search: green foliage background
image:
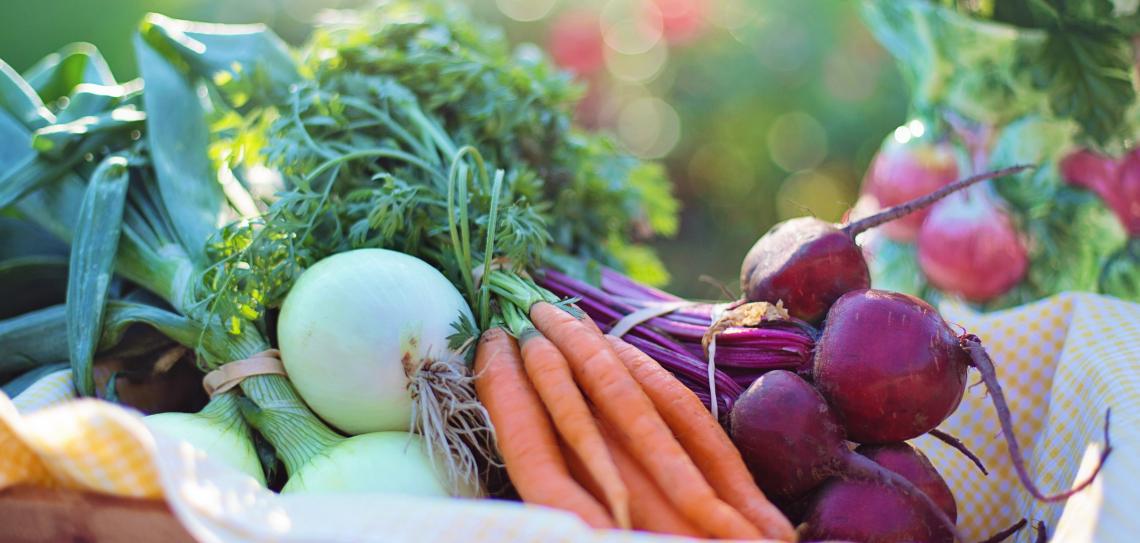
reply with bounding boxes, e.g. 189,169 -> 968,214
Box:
0,0 -> 909,297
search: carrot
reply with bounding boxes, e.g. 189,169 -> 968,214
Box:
607,335 -> 796,542
564,425 -> 706,538
519,329 -> 631,529
528,302 -> 761,540
474,327 -> 615,529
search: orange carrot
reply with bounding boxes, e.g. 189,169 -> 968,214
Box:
520,329 -> 631,529
474,328 -> 615,529
564,428 -> 706,538
607,335 -> 796,542
528,302 -> 761,540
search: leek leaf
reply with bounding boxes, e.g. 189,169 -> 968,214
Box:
134,32 -> 224,266
0,300 -> 209,379
0,59 -> 52,130
32,106 -> 145,160
139,14 -> 299,109
0,305 -> 67,377
67,155 -> 130,396
22,43 -> 116,104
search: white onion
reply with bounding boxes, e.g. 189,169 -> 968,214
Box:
277,248 -> 473,435
282,432 -> 472,496
144,395 -> 265,485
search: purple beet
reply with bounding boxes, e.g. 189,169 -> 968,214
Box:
799,477 -> 955,543
813,288 -> 1113,502
729,370 -> 964,541
740,165 -> 1031,323
856,442 -> 957,522
814,290 -> 968,444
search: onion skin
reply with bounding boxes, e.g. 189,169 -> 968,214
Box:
916,189 -> 1028,302
864,141 -> 960,241
282,432 -> 467,496
277,249 -> 473,435
145,409 -> 266,486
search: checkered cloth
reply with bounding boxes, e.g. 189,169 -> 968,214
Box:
0,292 -> 1135,543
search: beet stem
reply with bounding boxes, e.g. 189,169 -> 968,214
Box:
930,428 -> 989,475
1035,520 -> 1047,543
843,452 -> 967,543
975,518 -> 1027,543
841,164 -> 1034,237
961,335 -> 1113,502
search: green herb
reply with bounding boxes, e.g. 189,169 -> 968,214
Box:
195,1 -> 676,336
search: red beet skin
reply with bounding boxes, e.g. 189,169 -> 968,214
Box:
864,141 -> 960,241
813,289 -> 968,443
740,217 -> 870,324
916,187 -> 1028,302
729,369 -> 848,499
856,443 -> 958,522
800,477 -> 954,543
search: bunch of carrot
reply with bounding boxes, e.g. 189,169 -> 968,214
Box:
474,272 -> 795,541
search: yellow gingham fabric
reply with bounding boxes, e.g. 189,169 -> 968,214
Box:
0,292 -> 1135,543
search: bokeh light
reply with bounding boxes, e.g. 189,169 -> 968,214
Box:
496,0 -> 557,22
601,0 -> 663,55
776,169 -> 855,222
767,112 -> 829,172
618,96 -> 682,159
604,39 -> 668,82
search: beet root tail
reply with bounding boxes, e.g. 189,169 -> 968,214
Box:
842,164 -> 1035,237
975,518 -> 1027,543
960,334 -> 1113,502
929,428 -> 989,476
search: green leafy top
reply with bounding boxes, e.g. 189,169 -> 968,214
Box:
196,1 -> 677,338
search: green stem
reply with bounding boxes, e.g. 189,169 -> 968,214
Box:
337,96 -> 436,163
198,391 -> 245,425
239,374 -> 343,476
208,328 -> 343,477
487,270 -> 543,309
408,107 -> 458,160
301,148 -> 444,191
499,302 -> 534,338
477,170 -> 504,330
446,162 -> 476,305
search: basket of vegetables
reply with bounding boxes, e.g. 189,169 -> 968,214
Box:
0,2 -> 1133,543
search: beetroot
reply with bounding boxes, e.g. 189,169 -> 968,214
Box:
814,290 -> 968,443
729,370 -> 963,541
799,478 -> 954,543
814,288 -> 1113,501
916,187 -> 1028,302
863,139 -> 960,241
741,165 -> 1030,323
856,442 -> 957,522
